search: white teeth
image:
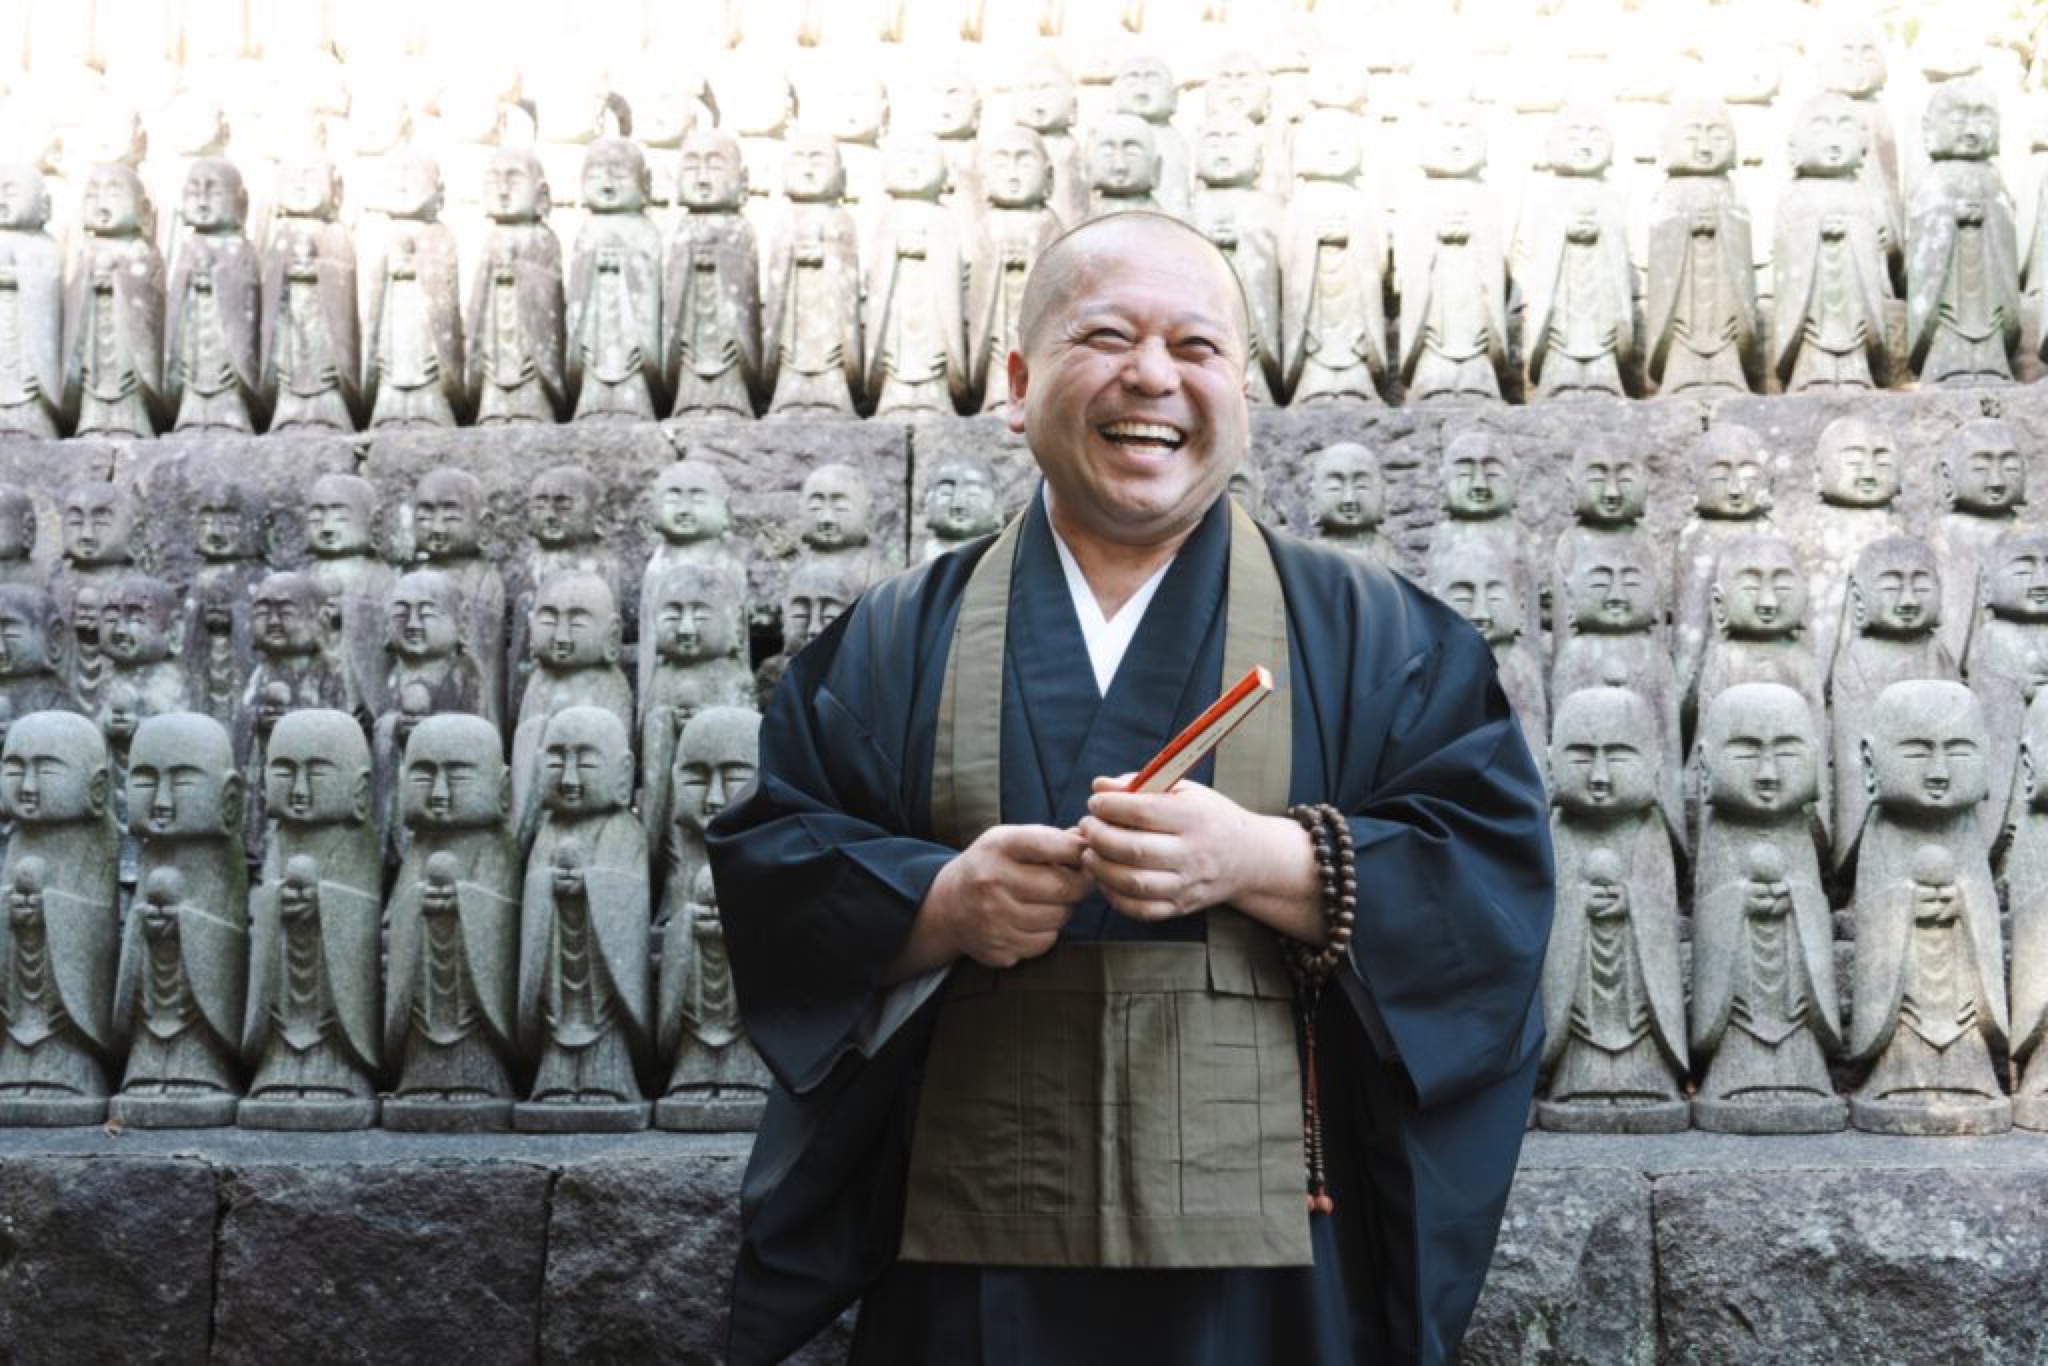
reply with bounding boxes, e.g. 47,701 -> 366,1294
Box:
1100,420 -> 1185,446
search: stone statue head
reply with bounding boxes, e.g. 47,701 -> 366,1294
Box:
1546,105 -> 1614,177
101,575 -> 180,665
1441,432 -> 1514,517
1088,114 -> 1162,196
882,136 -> 948,202
1821,21 -> 1888,99
1015,61 -> 1078,135
1293,109 -> 1363,184
982,127 -> 1053,210
924,456 -> 1000,542
1700,683 -> 1820,816
264,709 -> 372,828
484,148 -> 550,223
1312,442 -> 1385,533
801,464 -> 872,551
1571,434 -> 1647,527
1789,94 -> 1867,178
1420,107 -> 1487,179
0,711 -> 108,825
1984,529 -> 2048,624
1205,52 -> 1271,124
539,705 -> 634,817
386,570 -> 463,662
924,75 -> 980,140
305,474 -> 379,558
1816,417 -> 1899,508
529,571 -> 621,669
1196,118 -> 1262,190
81,163 -> 152,238
1925,79 -> 2000,162
194,474 -> 264,562
413,468 -> 487,561
1113,56 -> 1178,122
0,586 -> 65,679
581,137 -> 650,215
128,713 -> 241,838
651,563 -> 742,664
1863,680 -> 1988,813
379,152 -> 446,221
1691,425 -> 1772,518
102,681 -> 140,749
677,129 -> 747,211
61,481 -> 138,568
1660,97 -> 1737,176
528,466 -> 602,549
1942,419 -> 2026,515
0,485 -> 35,561
1566,539 -> 1658,634
1849,536 -> 1941,639
0,164 -> 52,232
401,713 -> 509,831
782,132 -> 847,203
1712,534 -> 1806,640
672,705 -> 762,832
783,560 -> 858,652
1549,686 -> 1659,815
651,463 -> 731,544
275,153 -> 342,221
814,74 -> 885,146
69,586 -> 103,656
179,157 -> 247,233
249,572 -> 334,658
1227,460 -> 1267,520
1433,542 -> 1521,645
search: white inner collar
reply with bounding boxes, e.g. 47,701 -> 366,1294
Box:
1043,488 -> 1176,697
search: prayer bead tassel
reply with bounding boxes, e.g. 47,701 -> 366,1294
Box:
1283,802 -> 1356,1217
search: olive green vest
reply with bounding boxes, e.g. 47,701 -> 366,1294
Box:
899,501 -> 1312,1270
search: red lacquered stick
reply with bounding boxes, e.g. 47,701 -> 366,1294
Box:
1125,666 -> 1275,795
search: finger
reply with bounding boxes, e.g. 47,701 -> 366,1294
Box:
1099,887 -> 1183,922
991,823 -> 1089,867
1006,863 -> 1092,906
1008,929 -> 1062,962
1077,816 -> 1180,872
1090,772 -> 1139,794
1081,850 -> 1180,904
999,899 -> 1073,934
1083,789 -> 1188,834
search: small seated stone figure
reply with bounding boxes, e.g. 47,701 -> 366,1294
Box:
1646,97 -> 1762,397
798,462 -> 887,591
261,153 -> 361,432
240,710 -> 382,1130
1012,59 -> 1089,227
0,585 -> 80,717
664,130 -> 761,421
1551,539 -> 1683,829
1396,105 -> 1509,403
1538,686 -> 1689,1133
1847,682 -> 2009,1134
757,559 -> 860,708
1907,80 -> 2019,387
920,73 -> 983,209
0,485 -> 36,589
382,569 -> 486,723
763,133 -> 862,419
568,137 -> 664,423
919,455 -> 1001,563
382,715 -> 521,1131
1309,442 -> 1396,569
1830,538 -> 1959,868
512,466 -> 623,715
1960,529 -> 2048,842
1191,118 -> 1281,403
1691,685 -> 1845,1133
1935,418 -> 2026,662
968,128 -> 1064,413
639,564 -> 754,856
640,462 -> 746,680
1280,109 -> 1386,406
1516,105 -> 1637,399
515,706 -> 652,1131
2003,689 -> 2048,1129
1674,426 -> 1776,685
0,163 -> 63,438
53,481 -> 141,712
1085,114 -> 1166,221
1431,539 -> 1547,774
1110,56 -> 1189,216
1551,433 -> 1653,645
1695,534 -> 1827,763
165,158 -> 262,432
465,149 -> 568,425
304,473 -> 398,722
1425,432 -> 1544,659
363,152 -> 466,429
1773,94 -> 1896,393
240,572 -> 357,853
1807,416 -> 1906,670
64,163 -> 167,438
410,468 -> 507,730
109,715 -> 247,1127
656,706 -> 768,1130
864,137 -> 967,419
183,474 -> 267,736
512,572 -> 633,840
100,575 -> 191,736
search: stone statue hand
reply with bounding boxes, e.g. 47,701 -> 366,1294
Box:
551,858 -> 586,900
1742,879 -> 1791,921
7,890 -> 41,929
1586,881 -> 1629,921
1318,221 -> 1349,246
1566,217 -> 1599,245
1821,214 -> 1848,241
279,880 -> 319,925
492,259 -> 517,285
1437,214 -> 1469,244
597,245 -> 624,273
421,877 -> 459,919
795,244 -> 826,267
1957,200 -> 1986,226
1913,881 -> 1961,927
141,899 -> 178,939
1210,226 -> 1239,249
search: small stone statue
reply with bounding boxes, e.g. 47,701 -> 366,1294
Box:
1847,682 -> 2009,1134
1646,97 -> 1762,397
0,485 -> 36,588
1084,114 -> 1166,220
1935,418 -> 2027,663
1807,416 -> 1906,670
919,74 -> 983,210
304,473 -> 398,722
183,473 -> 266,738
1396,106 -> 1510,403
100,575 -> 191,735
240,710 -> 382,1130
1817,19 -> 1903,282
240,572 -> 357,854
1111,56 -> 1189,216
1773,94 -> 1896,393
165,158 -> 262,432
1425,432 -> 1544,661
968,128 -> 1064,414
1280,109 -> 1386,406
381,569 -> 487,723
640,462 -> 746,678
656,706 -> 768,1130
568,137 -> 664,423
1516,106 -> 1638,399
53,481 -> 141,712
864,137 -> 967,419
919,455 -> 1002,563
0,714 -> 119,1124
798,462 -> 886,591
1551,434 -> 1653,645
1907,80 -> 2019,386
363,152 -> 467,429
639,564 -> 754,854
1694,534 -> 1828,773
465,149 -> 568,425
110,715 -> 247,1127
410,468 -> 507,730
511,466 -> 623,715
1691,684 -> 1845,1133
64,163 -> 167,438
1960,529 -> 2048,844
1431,539 -> 1548,772
1190,118 -> 1281,403
1538,686 -> 1689,1132
511,572 -> 633,840
1309,442 -> 1397,569
382,715 -> 521,1131
757,559 -> 861,708
763,133 -> 862,419
0,163 -> 62,438
515,706 -> 652,1131
2003,689 -> 2048,1128
261,153 -> 361,432
1012,59 -> 1090,227
0,586 -> 78,718
664,130 -> 761,421
1674,425 -> 1775,686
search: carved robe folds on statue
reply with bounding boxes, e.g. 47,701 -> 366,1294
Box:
364,220 -> 466,429
0,165 -> 63,438
1647,178 -> 1761,397
1519,182 -> 1638,399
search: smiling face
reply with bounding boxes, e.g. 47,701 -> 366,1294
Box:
386,571 -> 461,661
652,565 -> 740,663
1113,58 -> 1177,121
484,149 -> 547,222
1695,428 -> 1771,517
1,713 -> 106,825
580,138 -> 648,214
1818,418 -> 1899,508
1442,435 -> 1514,517
1987,532 -> 2048,622
1088,115 -> 1161,196
1867,682 -> 1987,813
249,574 -> 326,656
1006,216 -> 1250,553
1196,119 -> 1261,189
528,468 -> 599,548
264,710 -> 369,827
402,714 -> 505,831
305,476 -> 375,557
676,130 -> 745,211
924,458 -> 999,540
1852,538 -> 1941,638
1946,420 -> 2026,514
62,483 -> 136,567
1567,544 -> 1657,633
982,128 -> 1052,210
82,165 -> 147,237
672,705 -> 761,831
179,158 -> 246,232
414,469 -> 484,560
539,706 -> 631,816
801,465 -> 872,550
1550,689 -> 1659,814
1715,537 -> 1806,639
1572,443 -> 1646,525
1791,94 -> 1867,177
1925,80 -> 1999,161
1312,443 -> 1384,532
100,577 -> 176,664
1702,684 -> 1819,815
652,463 -> 730,542
127,714 -> 235,838
529,573 -> 619,670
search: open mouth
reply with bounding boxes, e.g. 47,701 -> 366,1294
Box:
1098,420 -> 1186,453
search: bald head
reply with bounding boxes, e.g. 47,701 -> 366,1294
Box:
1017,212 -> 1250,364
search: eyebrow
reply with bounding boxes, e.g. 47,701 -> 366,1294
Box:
1068,305 -> 1234,335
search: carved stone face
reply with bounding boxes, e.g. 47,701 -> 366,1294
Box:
925,459 -> 998,540
305,476 -> 376,557
1196,119 -> 1261,189
1988,533 -> 2048,622
1716,538 -> 1806,638
1113,58 -> 1177,121
0,589 -> 59,678
1443,438 -> 1513,516
1435,550 -> 1520,644
1925,80 -> 1999,161
1818,419 -> 1899,508
539,706 -> 631,815
381,154 -> 444,221
128,714 -> 235,838
70,587 -> 101,653
581,138 -> 648,214
801,466 -> 871,550
529,573 -> 619,668
1696,430 -> 1771,517
1304,55 -> 1365,116
62,483 -> 136,567
1421,109 -> 1486,179
782,134 -> 846,203
1089,115 -> 1160,195
1312,443 -> 1384,532
653,464 -> 730,542
179,158 -> 246,232
100,577 -> 176,665
1702,684 -> 1819,815
0,489 -> 34,560
1867,682 -> 1988,812
652,567 -> 740,663
402,715 -> 506,830
1572,445 -> 1646,525
265,711 -> 369,827
1294,110 -> 1361,183
816,76 -> 884,145
195,483 -> 258,561
82,165 -> 147,237
1206,53 -> 1270,123
387,572 -> 461,661
676,131 -> 745,211
249,574 -> 327,656
1823,23 -> 1888,99
1947,421 -> 2026,513
783,565 -> 855,651
1016,65 -> 1077,134
926,76 -> 980,138
1550,690 -> 1658,814
672,705 -> 761,830
1,713 -> 106,824
0,164 -> 51,232
882,137 -> 947,201
484,150 -> 548,223
529,469 -> 599,548
414,470 -> 485,559
1568,545 -> 1656,633
275,155 -> 339,220
1790,94 -> 1866,177
1547,107 -> 1614,177
982,129 -> 1052,209
1661,99 -> 1737,176
1853,539 -> 1940,637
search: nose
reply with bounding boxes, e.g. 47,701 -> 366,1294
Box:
1756,583 -> 1779,612
291,768 -> 311,804
1589,752 -> 1610,787
431,770 -> 451,806
1755,751 -> 1780,785
152,783 -> 175,818
705,770 -> 728,815
1121,336 -> 1178,396
1927,749 -> 1951,781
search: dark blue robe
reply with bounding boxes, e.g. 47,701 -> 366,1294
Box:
709,493 -> 1553,1364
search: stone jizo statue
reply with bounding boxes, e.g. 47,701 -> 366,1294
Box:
968,128 -> 1064,413
165,158 -> 262,432
665,130 -> 761,421
1309,442 -> 1396,569
2002,689 -> 2048,1129
568,137 -> 664,423
919,454 -> 1001,564
1281,109 -> 1386,406
512,465 -> 623,714
1808,416 -> 1905,670
1934,418 -> 2026,663
1645,97 -> 1761,397
466,149 -> 568,425
1432,539 -> 1547,774
1085,114 -> 1165,221
1960,528 -> 2048,842
0,585 -> 81,719
512,571 -> 633,840
410,468 -> 507,730
184,474 -> 266,736
1674,426 -> 1775,685
65,163 -> 167,438
0,484 -> 36,589
1190,118 -> 1281,403
639,562 -> 754,851
763,133 -> 862,419
1426,432 -> 1543,663
1551,433 -> 1653,644
863,136 -> 967,418
261,153 -> 360,432
1110,56 -> 1188,216
1516,106 -> 1637,399
0,163 -> 63,438
1907,80 -> 2019,386
1773,94 -> 1896,393
1396,106 -> 1509,403
304,473 -> 397,722
363,152 -> 467,429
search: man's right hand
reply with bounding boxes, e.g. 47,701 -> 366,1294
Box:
890,825 -> 1089,979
